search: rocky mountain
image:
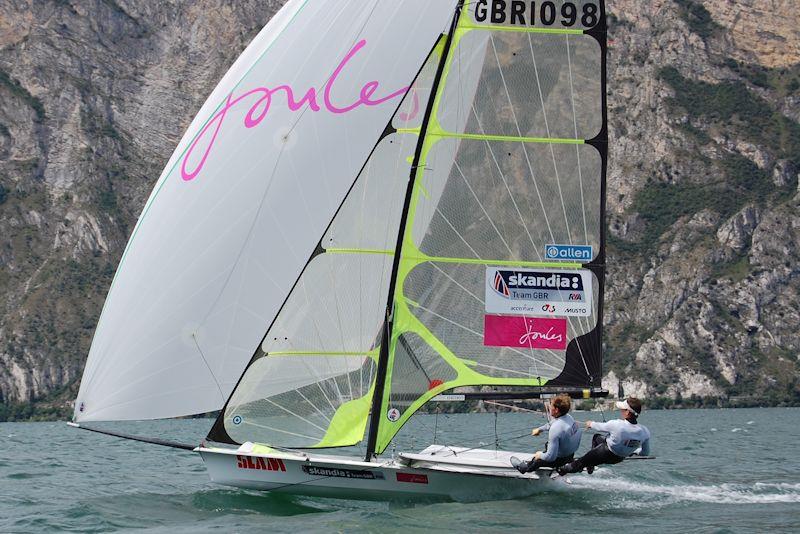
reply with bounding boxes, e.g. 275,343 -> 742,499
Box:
0,0 -> 798,420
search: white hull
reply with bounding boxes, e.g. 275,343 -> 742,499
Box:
198,445 -> 567,502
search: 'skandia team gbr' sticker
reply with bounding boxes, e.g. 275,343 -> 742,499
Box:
485,267 -> 593,317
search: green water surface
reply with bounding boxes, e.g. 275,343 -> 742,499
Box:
2,407 -> 799,533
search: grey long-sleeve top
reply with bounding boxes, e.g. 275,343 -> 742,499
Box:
589,419 -> 651,457
535,414 -> 582,462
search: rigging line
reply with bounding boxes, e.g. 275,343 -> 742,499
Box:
409,301 -> 563,372
485,39 -> 553,254
527,33 -> 573,245
430,431 -> 534,458
67,423 -> 195,451
483,400 -> 547,417
452,159 -> 514,257
471,108 -> 541,258
474,361 -> 558,376
565,34 -> 589,244
193,334 -> 227,405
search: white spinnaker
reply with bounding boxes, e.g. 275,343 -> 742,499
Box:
75,0 -> 458,422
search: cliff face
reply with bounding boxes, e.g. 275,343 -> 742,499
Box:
603,0 -> 800,402
0,0 -> 798,417
0,0 -> 281,414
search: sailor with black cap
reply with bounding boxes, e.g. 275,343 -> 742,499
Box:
558,397 -> 651,476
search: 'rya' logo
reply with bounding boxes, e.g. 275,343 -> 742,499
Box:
236,455 -> 287,472
491,270 -> 583,297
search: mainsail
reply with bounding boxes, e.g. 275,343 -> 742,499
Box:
208,0 -> 607,457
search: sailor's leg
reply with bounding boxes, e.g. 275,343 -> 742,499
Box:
559,444 -> 608,475
591,433 -> 605,448
552,454 -> 574,469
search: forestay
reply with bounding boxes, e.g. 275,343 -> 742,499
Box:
74,0 -> 459,422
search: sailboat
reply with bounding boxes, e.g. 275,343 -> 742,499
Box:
71,0 -> 613,501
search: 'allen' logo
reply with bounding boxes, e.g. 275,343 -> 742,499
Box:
236,455 -> 287,472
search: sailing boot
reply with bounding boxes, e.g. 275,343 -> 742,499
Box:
558,461 -> 578,476
510,456 -> 529,474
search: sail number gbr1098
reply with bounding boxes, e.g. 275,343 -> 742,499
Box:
473,0 -> 600,28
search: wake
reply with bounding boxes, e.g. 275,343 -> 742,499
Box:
568,473 -> 800,506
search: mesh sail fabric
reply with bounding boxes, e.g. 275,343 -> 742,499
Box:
389,333 -> 458,418
411,138 -> 601,260
73,0 -> 458,422
438,31 -> 601,140
225,354 -> 376,448
217,39 -> 448,447
373,3 -> 606,453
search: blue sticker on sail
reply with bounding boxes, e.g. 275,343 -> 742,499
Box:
232,415 -> 243,425
545,244 -> 593,261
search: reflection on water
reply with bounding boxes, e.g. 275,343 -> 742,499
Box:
1,408 -> 799,532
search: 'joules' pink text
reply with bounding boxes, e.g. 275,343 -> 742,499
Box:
181,39 -> 408,181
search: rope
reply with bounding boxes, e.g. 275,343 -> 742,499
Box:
430,430 -> 533,458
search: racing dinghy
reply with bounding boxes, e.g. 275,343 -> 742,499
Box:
72,0 -> 611,502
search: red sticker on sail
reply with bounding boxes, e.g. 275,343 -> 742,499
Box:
483,315 -> 567,350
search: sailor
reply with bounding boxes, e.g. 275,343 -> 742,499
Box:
511,394 -> 582,473
558,397 -> 651,476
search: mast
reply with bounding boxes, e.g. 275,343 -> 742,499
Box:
365,2 -> 464,461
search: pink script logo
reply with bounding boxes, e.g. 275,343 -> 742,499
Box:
181,39 -> 409,182
483,315 -> 567,350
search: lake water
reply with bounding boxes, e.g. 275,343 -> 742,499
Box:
2,407 -> 799,532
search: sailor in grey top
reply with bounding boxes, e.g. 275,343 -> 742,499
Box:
512,395 -> 582,473
589,418 -> 651,457
559,397 -> 652,476
535,414 -> 583,462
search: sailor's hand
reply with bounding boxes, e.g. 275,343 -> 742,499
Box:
584,420 -> 593,429
533,451 -> 543,460
531,428 -> 541,436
